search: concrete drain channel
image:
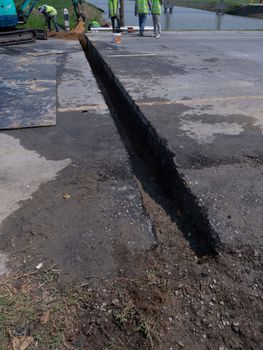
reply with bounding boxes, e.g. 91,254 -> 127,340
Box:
80,35 -> 218,257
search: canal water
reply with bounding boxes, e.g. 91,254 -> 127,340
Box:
86,0 -> 263,30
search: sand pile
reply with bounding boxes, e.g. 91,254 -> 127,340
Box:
71,20 -> 85,33
47,21 -> 85,40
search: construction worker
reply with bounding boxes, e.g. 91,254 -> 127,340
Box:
108,0 -> 120,33
88,19 -> 100,31
135,0 -> 152,36
72,0 -> 85,22
38,5 -> 59,32
151,0 -> 162,38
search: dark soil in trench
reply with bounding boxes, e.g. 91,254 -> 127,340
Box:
72,166 -> 263,350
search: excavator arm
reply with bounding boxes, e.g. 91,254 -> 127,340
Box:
16,0 -> 39,23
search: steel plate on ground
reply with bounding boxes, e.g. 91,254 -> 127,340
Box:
0,45 -> 56,130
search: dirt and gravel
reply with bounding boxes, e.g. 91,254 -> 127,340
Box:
47,21 -> 86,40
0,105 -> 262,349
0,174 -> 262,349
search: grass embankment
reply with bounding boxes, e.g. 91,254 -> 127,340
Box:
167,0 -> 252,14
15,0 -> 103,30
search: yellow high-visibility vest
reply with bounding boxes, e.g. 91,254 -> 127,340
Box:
45,5 -> 57,17
137,0 -> 149,14
152,0 -> 161,15
108,0 -> 118,17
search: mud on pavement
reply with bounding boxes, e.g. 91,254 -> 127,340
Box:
0,40 -> 154,283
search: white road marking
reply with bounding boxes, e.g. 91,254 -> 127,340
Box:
106,54 -> 157,57
138,95 -> 263,106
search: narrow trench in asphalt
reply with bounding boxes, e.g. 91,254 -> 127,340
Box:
80,37 -> 217,258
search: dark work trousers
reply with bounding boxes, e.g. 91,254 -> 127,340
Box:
138,13 -> 147,35
111,16 -> 120,32
46,15 -> 59,32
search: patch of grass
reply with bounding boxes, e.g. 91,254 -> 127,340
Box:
112,302 -> 136,327
137,318 -> 158,349
105,336 -> 128,350
109,270 -> 169,349
0,264 -> 169,349
14,0 -> 103,30
146,269 -> 159,284
0,265 -> 89,349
